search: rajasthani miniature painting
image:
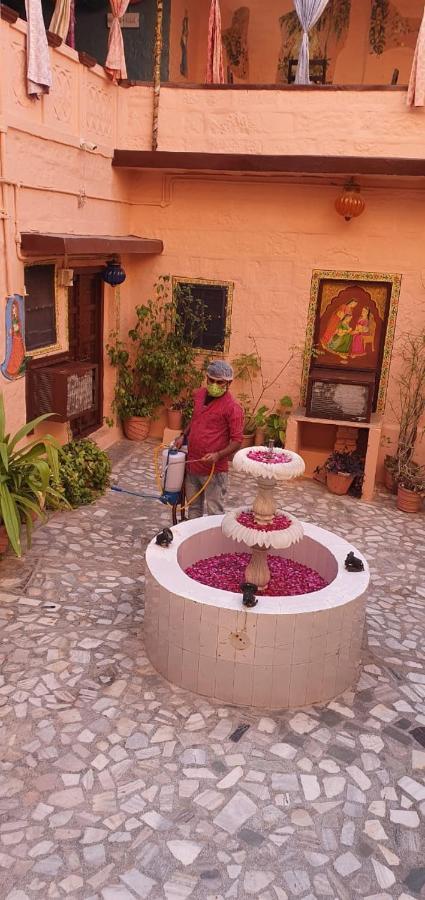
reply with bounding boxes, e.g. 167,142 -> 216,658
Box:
301,271 -> 401,414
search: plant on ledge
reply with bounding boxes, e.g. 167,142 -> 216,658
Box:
107,277 -> 208,439
0,395 -> 65,557
232,338 -> 295,446
322,450 -> 365,497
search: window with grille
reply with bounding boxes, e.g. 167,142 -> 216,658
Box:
25,264 -> 57,351
175,280 -> 231,351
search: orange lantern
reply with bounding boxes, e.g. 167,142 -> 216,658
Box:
335,179 -> 365,222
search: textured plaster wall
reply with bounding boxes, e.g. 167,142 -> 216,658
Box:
167,0 -> 422,87
125,171 -> 425,467
1,16 -> 425,469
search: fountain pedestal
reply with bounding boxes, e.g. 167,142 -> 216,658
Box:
244,545 -> 270,590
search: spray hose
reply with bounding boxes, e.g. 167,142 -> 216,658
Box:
153,443 -> 215,513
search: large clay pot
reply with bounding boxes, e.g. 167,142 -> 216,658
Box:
167,409 -> 183,430
326,472 -> 354,496
123,417 -> 151,441
397,486 -> 423,513
0,525 -> 9,554
384,465 -> 397,494
254,428 -> 266,446
241,433 -> 255,449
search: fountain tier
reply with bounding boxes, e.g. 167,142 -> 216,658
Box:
144,517 -> 369,709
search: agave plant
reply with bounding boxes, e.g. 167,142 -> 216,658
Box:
0,394 -> 66,557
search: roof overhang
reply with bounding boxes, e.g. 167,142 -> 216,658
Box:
20,232 -> 163,257
112,150 -> 425,179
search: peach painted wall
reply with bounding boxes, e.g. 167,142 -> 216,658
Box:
1,15 -> 425,471
167,0 -> 422,86
124,171 -> 425,468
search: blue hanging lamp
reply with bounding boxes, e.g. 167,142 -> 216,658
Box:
101,259 -> 126,286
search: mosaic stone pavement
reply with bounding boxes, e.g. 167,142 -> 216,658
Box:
0,439 -> 424,900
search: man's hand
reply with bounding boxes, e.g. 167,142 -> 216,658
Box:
173,435 -> 185,450
202,451 -> 220,465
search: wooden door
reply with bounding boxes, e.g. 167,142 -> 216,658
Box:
68,270 -> 103,438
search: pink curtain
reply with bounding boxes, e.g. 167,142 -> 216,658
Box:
105,0 -> 131,83
66,0 -> 75,49
206,0 -> 225,84
25,0 -> 52,98
407,7 -> 425,107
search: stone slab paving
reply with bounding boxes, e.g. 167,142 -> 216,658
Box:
0,439 -> 424,900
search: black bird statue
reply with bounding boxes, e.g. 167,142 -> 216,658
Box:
156,528 -> 173,547
240,582 -> 258,608
345,551 -> 364,572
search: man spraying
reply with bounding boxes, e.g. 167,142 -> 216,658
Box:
174,361 -> 244,519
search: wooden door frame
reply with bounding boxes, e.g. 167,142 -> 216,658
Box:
68,267 -> 105,438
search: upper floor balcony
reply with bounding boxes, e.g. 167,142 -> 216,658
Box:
1,1 -> 424,173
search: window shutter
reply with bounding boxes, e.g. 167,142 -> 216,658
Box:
25,265 -> 57,351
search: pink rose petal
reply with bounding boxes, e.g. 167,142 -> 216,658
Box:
185,552 -> 328,596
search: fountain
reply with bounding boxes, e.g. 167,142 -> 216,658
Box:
144,446 -> 369,709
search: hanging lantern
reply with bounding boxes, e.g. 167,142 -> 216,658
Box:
101,260 -> 126,286
335,179 -> 365,222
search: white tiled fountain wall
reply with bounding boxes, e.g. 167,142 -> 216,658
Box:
144,517 -> 369,710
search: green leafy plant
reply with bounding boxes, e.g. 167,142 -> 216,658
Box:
397,460 -> 425,494
232,339 -> 294,437
391,329 -> 425,477
56,439 -> 111,507
324,451 -> 365,476
0,394 -> 64,557
107,277 -> 209,424
265,396 -> 293,446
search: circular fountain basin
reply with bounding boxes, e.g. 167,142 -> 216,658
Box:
144,516 -> 369,709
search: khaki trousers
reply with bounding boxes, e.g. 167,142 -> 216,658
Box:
185,472 -> 228,519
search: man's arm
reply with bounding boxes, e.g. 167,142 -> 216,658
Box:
202,439 -> 241,465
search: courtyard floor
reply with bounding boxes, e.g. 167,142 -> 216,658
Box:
0,439 -> 424,900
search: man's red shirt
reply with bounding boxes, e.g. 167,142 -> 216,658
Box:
186,387 -> 244,474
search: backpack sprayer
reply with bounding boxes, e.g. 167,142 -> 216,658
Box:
111,442 -> 215,525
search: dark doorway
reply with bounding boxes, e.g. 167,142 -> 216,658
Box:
68,269 -> 104,438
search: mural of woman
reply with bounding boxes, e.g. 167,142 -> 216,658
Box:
351,307 -> 375,357
1,295 -> 27,381
327,312 -> 354,360
321,298 -> 357,350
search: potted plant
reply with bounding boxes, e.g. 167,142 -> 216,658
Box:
107,278 -> 207,440
388,328 -> 425,487
265,396 -> 293,447
233,339 -> 295,448
396,460 -> 424,513
253,405 -> 269,445
0,395 -> 65,557
54,439 -> 111,507
383,453 -> 398,494
324,451 -> 365,496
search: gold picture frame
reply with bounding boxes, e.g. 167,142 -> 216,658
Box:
301,269 -> 401,414
24,262 -> 67,358
172,275 -> 234,355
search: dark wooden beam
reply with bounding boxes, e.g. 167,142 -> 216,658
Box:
0,4 -> 19,23
20,232 -> 163,257
112,151 -> 425,178
113,80 -> 407,92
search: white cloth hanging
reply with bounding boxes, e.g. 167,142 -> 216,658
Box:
25,0 -> 52,98
49,0 -> 72,41
293,0 -> 330,85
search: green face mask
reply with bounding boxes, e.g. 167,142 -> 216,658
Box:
207,382 -> 226,398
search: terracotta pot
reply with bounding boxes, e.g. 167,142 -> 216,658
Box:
326,471 -> 354,495
254,428 -> 266,446
241,433 -> 255,449
0,525 -> 9,554
123,416 -> 151,441
384,465 -> 397,494
396,485 -> 423,513
167,409 -> 183,430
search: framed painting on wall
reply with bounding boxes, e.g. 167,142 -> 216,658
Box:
301,270 -> 401,415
